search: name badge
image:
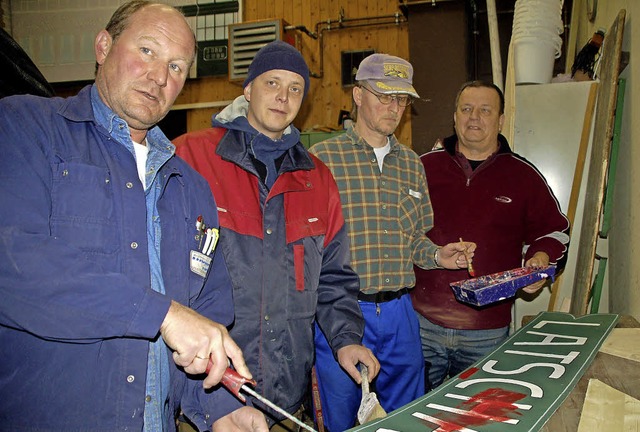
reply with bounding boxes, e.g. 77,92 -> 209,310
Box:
190,250 -> 212,277
409,188 -> 422,199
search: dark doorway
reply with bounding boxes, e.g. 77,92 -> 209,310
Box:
406,1 -> 470,156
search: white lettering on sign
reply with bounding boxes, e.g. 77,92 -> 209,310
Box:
482,360 -> 566,379
426,402 -> 520,424
411,412 -> 478,432
533,320 -> 601,329
456,378 -> 544,398
444,392 -> 532,410
515,331 -> 587,346
504,349 -> 580,364
349,314 -> 616,432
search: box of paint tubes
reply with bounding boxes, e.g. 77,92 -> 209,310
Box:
450,265 -> 557,307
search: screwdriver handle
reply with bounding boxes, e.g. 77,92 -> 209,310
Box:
206,360 -> 257,403
207,360 -> 317,432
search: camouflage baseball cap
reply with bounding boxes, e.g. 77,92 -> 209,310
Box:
355,53 -> 419,98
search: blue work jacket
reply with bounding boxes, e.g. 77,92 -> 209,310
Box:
0,86 -> 240,431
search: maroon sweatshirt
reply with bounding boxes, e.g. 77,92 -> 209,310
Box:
411,134 -> 570,329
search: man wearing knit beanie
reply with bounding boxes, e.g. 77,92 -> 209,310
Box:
173,40 -> 379,430
243,40 -> 311,100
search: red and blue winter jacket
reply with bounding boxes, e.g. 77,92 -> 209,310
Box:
174,121 -> 363,418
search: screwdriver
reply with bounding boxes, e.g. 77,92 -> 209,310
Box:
207,360 -> 317,432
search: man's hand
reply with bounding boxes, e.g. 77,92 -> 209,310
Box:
436,241 -> 476,270
212,406 -> 269,432
521,252 -> 551,294
160,301 -> 251,388
525,251 -> 550,269
336,344 -> 380,384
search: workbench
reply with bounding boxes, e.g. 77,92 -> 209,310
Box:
533,315 -> 640,431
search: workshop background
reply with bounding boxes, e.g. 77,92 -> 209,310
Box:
1,0 -> 638,323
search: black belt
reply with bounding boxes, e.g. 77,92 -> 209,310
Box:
358,288 -> 409,303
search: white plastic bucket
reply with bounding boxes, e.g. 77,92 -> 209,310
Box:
513,15 -> 563,33
512,28 -> 563,51
513,34 -> 562,58
513,38 -> 557,84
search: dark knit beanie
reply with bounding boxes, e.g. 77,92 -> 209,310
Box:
243,40 -> 310,99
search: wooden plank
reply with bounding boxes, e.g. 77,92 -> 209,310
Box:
564,83 -> 599,225
244,0 -> 257,20
290,0 -> 303,26
569,9 -> 626,316
538,316 -> 640,432
600,328 -> 640,362
502,40 -> 516,145
577,379 -> 640,432
273,0 -> 284,23
486,0 -> 503,90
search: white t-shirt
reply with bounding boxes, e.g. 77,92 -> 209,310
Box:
373,138 -> 391,172
132,140 -> 149,189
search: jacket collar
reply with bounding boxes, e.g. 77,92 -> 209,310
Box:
216,127 -> 315,174
442,132 -> 512,157
57,84 -> 183,176
345,124 -> 402,154
57,85 -> 94,123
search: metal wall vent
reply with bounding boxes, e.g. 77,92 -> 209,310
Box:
228,19 -> 290,82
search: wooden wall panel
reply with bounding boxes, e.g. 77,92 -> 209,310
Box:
179,0 -> 412,147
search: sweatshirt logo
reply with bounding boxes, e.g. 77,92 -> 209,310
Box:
495,196 -> 512,203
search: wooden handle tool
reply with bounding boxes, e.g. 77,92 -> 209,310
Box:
357,364 -> 386,424
459,237 -> 476,277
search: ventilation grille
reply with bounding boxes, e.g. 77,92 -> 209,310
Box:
228,19 -> 288,81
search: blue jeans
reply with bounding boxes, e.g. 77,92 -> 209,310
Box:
315,295 -> 424,431
416,313 -> 509,390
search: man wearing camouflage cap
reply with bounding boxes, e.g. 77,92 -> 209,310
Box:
310,53 -> 471,430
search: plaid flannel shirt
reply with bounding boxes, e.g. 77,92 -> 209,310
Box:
310,126 -> 439,294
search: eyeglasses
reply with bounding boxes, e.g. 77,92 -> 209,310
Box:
359,85 -> 414,107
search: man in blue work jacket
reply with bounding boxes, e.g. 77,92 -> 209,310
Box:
0,2 -> 268,431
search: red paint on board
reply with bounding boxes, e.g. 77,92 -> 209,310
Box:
465,388 -> 526,420
419,388 -> 527,430
458,367 -> 479,379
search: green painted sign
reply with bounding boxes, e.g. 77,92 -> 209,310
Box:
348,312 -> 618,432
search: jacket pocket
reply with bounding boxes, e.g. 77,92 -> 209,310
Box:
50,162 -> 118,255
286,236 -> 321,320
294,244 -> 305,292
285,213 -> 328,244
398,192 -> 420,236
